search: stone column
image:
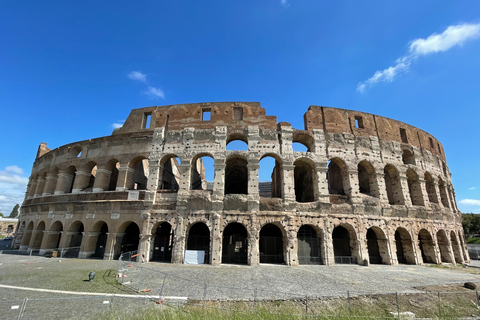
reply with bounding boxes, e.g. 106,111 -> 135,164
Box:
316,164 -> 330,203
145,160 -> 161,202
104,233 -> 116,260
80,231 -> 100,258
43,172 -> 58,196
138,233 -> 152,262
172,217 -> 186,264
211,214 -> 222,266
92,168 -> 112,193
54,170 -> 74,195
345,169 -> 362,204
419,179 -> 430,209
322,221 -> 334,265
116,166 -> 134,191
212,159 -> 225,207
433,181 -> 443,208
72,170 -> 91,193
247,163 -> 259,211
375,172 -> 388,203
26,179 -> 36,199
283,164 -> 296,203
398,175 -> 411,206
34,177 -> 46,197
248,223 -> 260,266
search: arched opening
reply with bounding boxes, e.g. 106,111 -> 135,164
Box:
120,223 -> 140,254
436,230 -> 453,263
438,178 -> 450,208
395,228 -> 415,264
424,172 -> 438,204
69,221 -> 84,247
294,158 -> 316,202
358,161 -> 377,197
106,159 -> 120,191
186,222 -> 210,264
225,157 -> 248,195
152,222 -> 174,262
366,228 -> 383,264
226,135 -> 248,151
191,155 -> 214,191
259,223 -> 284,264
222,223 -> 248,265
44,168 -> 59,195
418,229 -> 436,264
129,157 -> 149,190
159,155 -> 181,191
332,226 -> 356,264
450,231 -> 463,263
46,221 -> 63,250
32,221 -> 45,249
402,150 -> 415,165
407,169 -> 424,206
21,221 -> 34,246
84,162 -> 97,192
292,131 -> 314,152
93,222 -> 108,258
297,225 -> 321,265
328,159 -> 346,196
259,155 -> 282,198
384,165 -> 404,205
69,146 -> 82,158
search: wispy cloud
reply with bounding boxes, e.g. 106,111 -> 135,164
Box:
470,187 -> 477,190
459,199 -> 480,206
127,71 -> 147,82
281,0 -> 290,8
357,23 -> 480,92
144,86 -> 165,99
128,70 -> 165,100
111,121 -> 125,129
0,166 -> 28,214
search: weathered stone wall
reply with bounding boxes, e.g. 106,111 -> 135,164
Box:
15,102 -> 467,266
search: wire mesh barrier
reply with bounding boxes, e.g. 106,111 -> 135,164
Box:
0,247 -> 81,258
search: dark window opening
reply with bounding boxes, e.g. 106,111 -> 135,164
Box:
357,163 -> 370,195
187,223 -> 210,264
152,223 -> 174,262
259,224 -> 284,264
222,223 -> 248,265
402,150 -> 415,165
297,225 -> 321,265
143,113 -> 152,129
225,158 -> 248,195
400,128 -> 408,143
333,226 -> 355,264
94,223 -> 108,258
294,160 -> 315,202
328,161 -> 345,195
429,137 -> 434,148
160,157 -> 180,191
120,223 -> 140,256
366,229 -> 382,264
418,229 -> 435,263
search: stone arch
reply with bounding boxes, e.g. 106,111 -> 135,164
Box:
34,171 -> 48,197
68,220 -> 84,248
366,227 -> 389,264
222,222 -> 248,265
294,157 -> 317,202
424,172 -> 438,204
151,222 -> 174,262
73,161 -> 97,193
332,224 -> 358,264
328,158 -> 347,196
68,145 -> 83,159
45,221 -> 63,250
225,155 -> 248,195
406,169 -> 424,206
65,165 -> 77,193
292,131 -> 315,152
297,224 -> 321,265
450,230 -> 463,264
44,167 -> 59,195
394,227 -> 415,264
118,221 -> 140,257
21,221 -> 34,246
127,156 -> 149,190
402,149 -> 415,165
159,154 -> 181,191
28,174 -> 39,197
186,222 -> 210,264
191,153 -> 214,191
418,229 -> 436,264
226,132 -> 248,151
384,164 -> 404,205
436,229 -> 453,263
259,222 -> 285,264
259,153 -> 283,198
105,159 -> 120,191
91,221 -> 108,258
357,160 -> 378,197
32,221 -> 46,249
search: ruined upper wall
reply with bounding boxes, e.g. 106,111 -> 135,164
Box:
114,102 -> 277,134
304,105 -> 445,161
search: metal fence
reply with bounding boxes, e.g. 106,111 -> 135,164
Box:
0,247 -> 81,259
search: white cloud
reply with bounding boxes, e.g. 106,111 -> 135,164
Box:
470,187 -> 477,190
144,86 -> 165,99
409,23 -> 480,56
128,71 -> 147,82
458,199 -> 480,206
281,0 -> 289,7
0,166 -> 28,215
357,23 -> 480,92
111,121 -> 125,129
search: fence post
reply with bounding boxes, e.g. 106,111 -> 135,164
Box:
476,290 -> 479,307
396,292 -> 400,315
202,283 -> 207,311
254,287 -> 257,310
160,274 -> 167,297
438,291 -> 441,315
347,290 -> 351,314
305,295 -> 308,314
17,297 -> 28,320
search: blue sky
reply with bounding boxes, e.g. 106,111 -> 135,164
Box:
1,1 -> 480,214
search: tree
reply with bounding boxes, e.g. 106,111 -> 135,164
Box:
0,213 -> 3,217
9,204 -> 19,218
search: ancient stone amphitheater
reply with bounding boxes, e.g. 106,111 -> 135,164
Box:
13,102 -> 469,266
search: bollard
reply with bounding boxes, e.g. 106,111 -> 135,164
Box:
202,283 -> 207,311
88,271 -> 96,281
396,292 -> 400,315
347,290 -> 351,314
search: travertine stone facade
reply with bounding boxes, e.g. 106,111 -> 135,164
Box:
14,102 -> 468,266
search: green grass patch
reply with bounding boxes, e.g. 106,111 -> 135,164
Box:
467,237 -> 480,244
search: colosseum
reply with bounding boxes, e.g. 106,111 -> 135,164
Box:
13,102 -> 469,266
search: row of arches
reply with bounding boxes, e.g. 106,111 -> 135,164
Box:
18,218 -> 467,266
